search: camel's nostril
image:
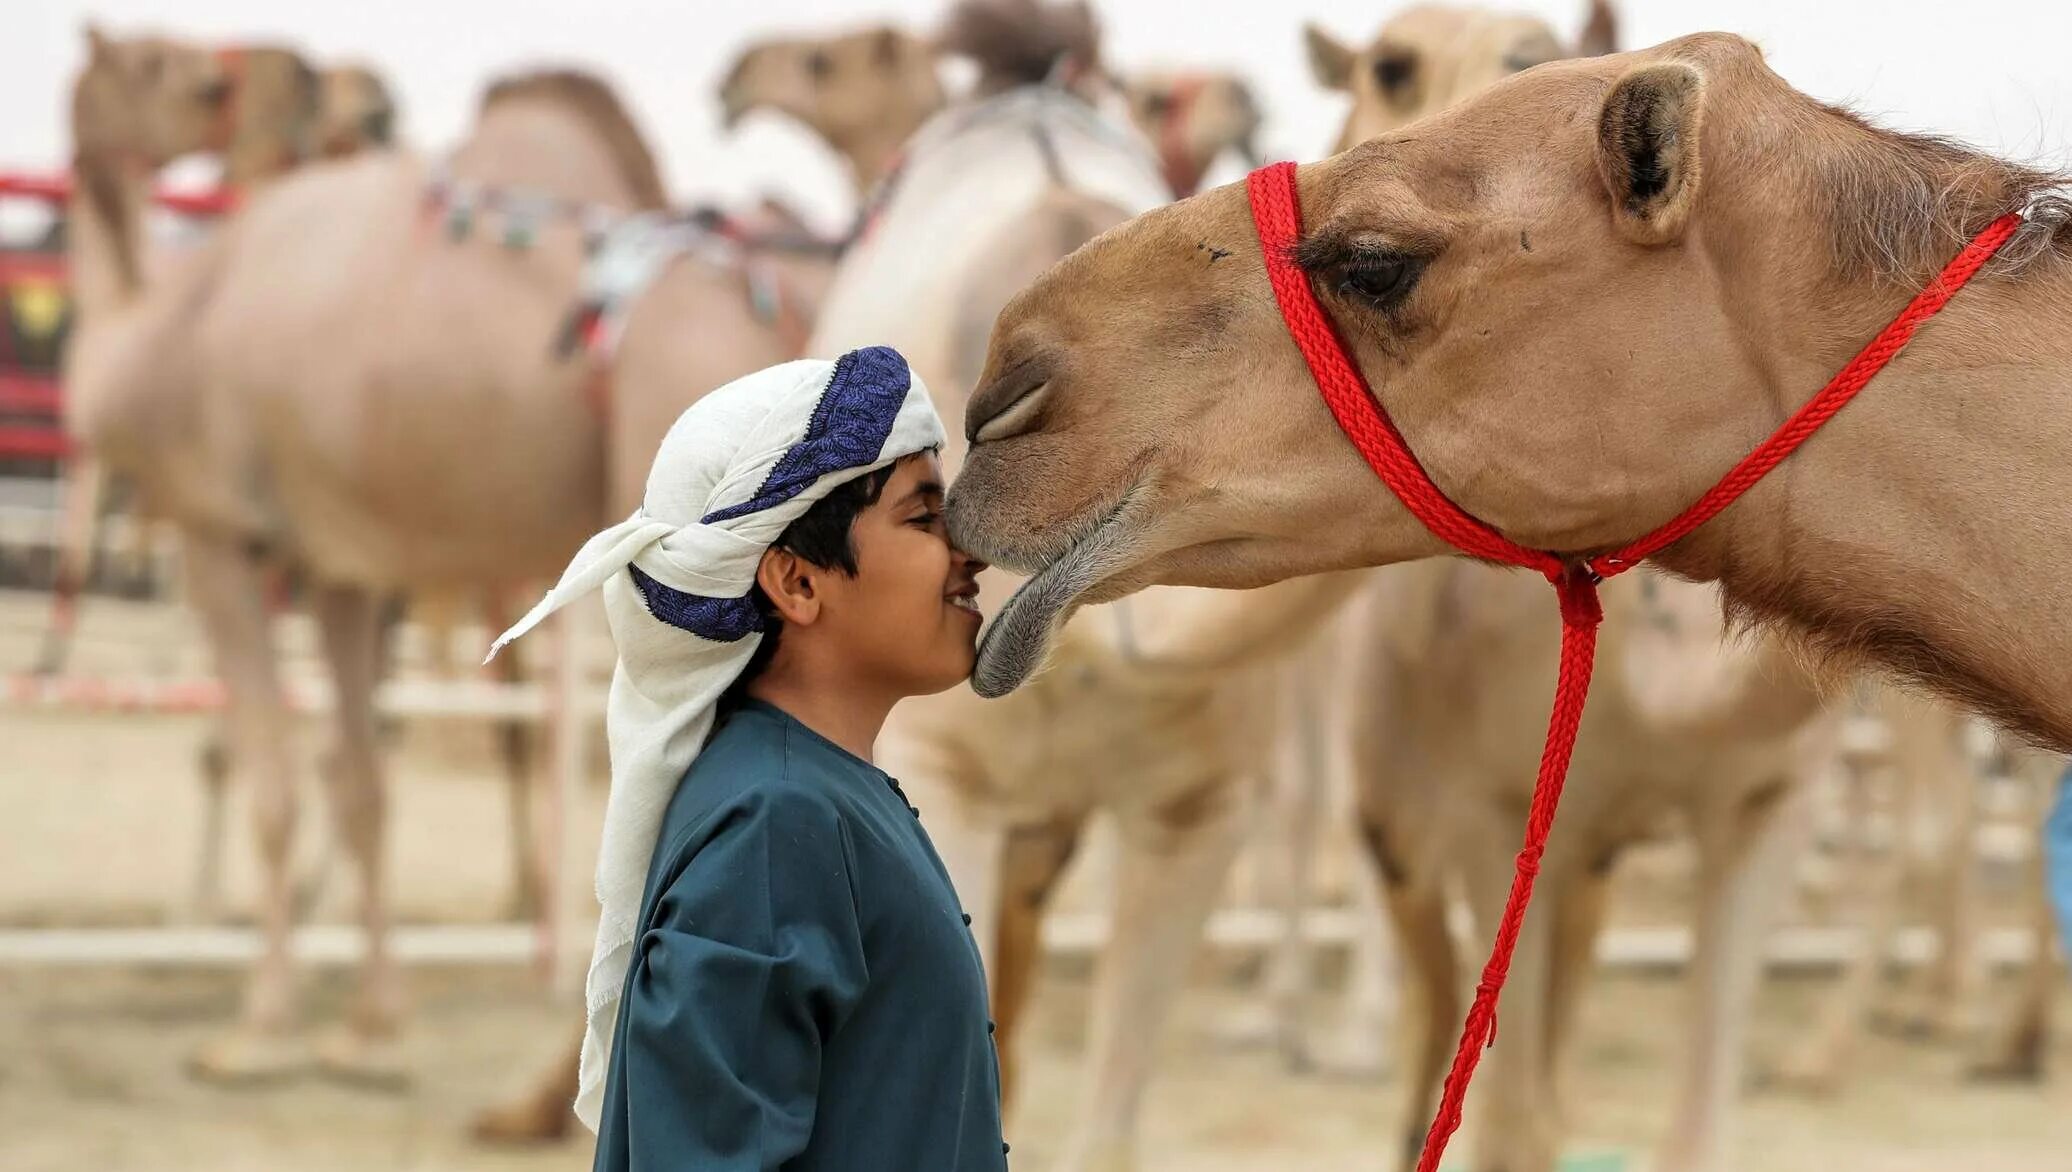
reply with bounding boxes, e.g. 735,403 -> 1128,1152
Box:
965,350 -> 1054,444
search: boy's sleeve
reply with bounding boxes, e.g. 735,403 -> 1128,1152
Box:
616,787 -> 869,1171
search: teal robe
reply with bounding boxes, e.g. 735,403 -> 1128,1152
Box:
591,699 -> 1009,1171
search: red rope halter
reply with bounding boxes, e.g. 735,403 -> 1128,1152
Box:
1244,159 -> 2017,1171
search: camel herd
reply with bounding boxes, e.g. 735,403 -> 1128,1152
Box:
26,2 -> 2065,1171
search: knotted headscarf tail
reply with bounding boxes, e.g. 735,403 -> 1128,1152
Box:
486,346 -> 947,1130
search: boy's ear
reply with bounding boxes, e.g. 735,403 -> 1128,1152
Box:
756,548 -> 822,626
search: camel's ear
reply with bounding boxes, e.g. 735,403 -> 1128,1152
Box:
1303,23 -> 1355,92
1575,0 -> 1618,57
870,26 -> 906,70
1596,62 -> 1703,245
84,21 -> 112,63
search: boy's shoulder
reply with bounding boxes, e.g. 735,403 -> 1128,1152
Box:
663,703 -> 865,839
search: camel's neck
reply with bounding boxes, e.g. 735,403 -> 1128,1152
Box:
833,126 -> 915,196
1672,263 -> 2072,748
67,151 -> 149,317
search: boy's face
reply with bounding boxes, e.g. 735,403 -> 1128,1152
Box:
818,453 -> 986,696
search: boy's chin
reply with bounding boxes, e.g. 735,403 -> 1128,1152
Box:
909,641 -> 978,699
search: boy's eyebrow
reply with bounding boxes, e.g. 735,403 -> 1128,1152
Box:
899,479 -> 947,506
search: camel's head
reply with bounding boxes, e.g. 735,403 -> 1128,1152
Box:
73,26 -> 241,166
950,32 -> 1987,696
214,47 -> 327,184
718,26 -> 945,155
1305,1 -> 1616,152
1122,71 -> 1263,198
317,65 -> 398,158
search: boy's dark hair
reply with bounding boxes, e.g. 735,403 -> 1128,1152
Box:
718,460 -> 904,711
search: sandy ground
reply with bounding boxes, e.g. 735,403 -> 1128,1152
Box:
5,591 -> 2072,1170
2,963 -> 2068,1172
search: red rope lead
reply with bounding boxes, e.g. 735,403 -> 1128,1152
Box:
1244,159 -> 2015,1172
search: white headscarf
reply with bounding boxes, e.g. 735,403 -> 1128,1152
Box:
486,346 -> 946,1130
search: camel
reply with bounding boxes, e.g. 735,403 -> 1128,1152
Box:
315,65 -> 396,158
949,28 -> 2072,749
949,28 -> 2072,1163
50,36 -> 453,931
49,37 -> 393,658
1303,0 -> 1616,152
66,40 -> 838,1083
788,4 -> 1381,1169
720,24 -> 949,195
1298,15 -> 2069,1142
469,17 -> 1296,1148
1260,15 -> 1845,1167
1117,71 -> 1263,199
1775,693 -> 2064,1091
1338,560 -> 1838,1172
721,17 -> 1263,209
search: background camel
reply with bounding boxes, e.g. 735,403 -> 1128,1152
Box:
314,64 -> 396,158
1775,693 -> 2063,1091
1341,562 -> 1840,1172
49,36 -> 395,672
802,4 -> 1371,1169
1269,15 -> 1848,1167
48,35 -> 454,935
66,50 -> 838,1085
1303,0 -> 1616,151
1117,70 -> 1263,198
721,14 -> 1261,210
720,24 -> 948,196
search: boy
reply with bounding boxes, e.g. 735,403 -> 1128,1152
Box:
489,346 -> 1005,1170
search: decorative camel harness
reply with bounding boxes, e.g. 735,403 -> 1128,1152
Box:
1244,159 -> 2018,1172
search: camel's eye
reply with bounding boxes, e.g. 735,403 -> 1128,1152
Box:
1333,250 -> 1425,312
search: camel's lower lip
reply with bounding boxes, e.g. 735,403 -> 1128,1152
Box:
970,495 -> 1138,698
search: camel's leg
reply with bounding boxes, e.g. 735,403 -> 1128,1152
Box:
1882,704 -> 1980,1039
1358,814 -> 1456,1172
471,1023 -> 583,1145
1543,853 -> 1613,1115
1655,779 -> 1811,1172
993,814 -> 1082,1112
1259,680 -> 1328,1069
1460,819 -> 1561,1172
1771,752 -> 1902,1094
308,583 -> 409,1089
1339,840 -> 1400,1074
187,734 -> 232,924
1053,780 -> 1247,1172
484,589 -> 545,924
1969,746 -> 2063,1081
35,453 -> 104,675
182,534 -> 310,1083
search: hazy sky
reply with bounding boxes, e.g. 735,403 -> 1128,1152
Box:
10,1 -> 2072,231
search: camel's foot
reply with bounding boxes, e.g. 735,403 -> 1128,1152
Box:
1966,1022 -> 2049,1084
1869,990 -> 1965,1042
313,1023 -> 412,1092
1757,1044 -> 1844,1097
186,1027 -> 312,1087
471,1088 -> 578,1146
